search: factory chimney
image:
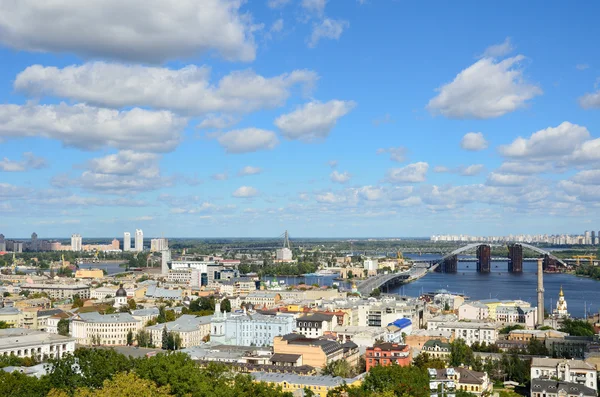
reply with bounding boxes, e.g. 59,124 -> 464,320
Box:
537,258 -> 545,327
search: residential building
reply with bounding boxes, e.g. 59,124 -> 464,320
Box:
0,306 -> 21,328
435,321 -> 498,346
71,234 -> 82,251
531,379 -> 597,397
496,305 -> 538,328
365,343 -> 410,371
90,286 -> 118,300
275,247 -> 293,262
75,269 -> 104,279
531,357 -> 597,390
546,336 -> 598,360
0,328 -> 75,360
363,258 -> 378,271
333,325 -> 388,349
131,307 -> 160,325
251,372 -> 364,397
459,302 -> 490,321
71,312 -> 141,346
146,315 -> 211,348
46,312 -> 73,334
20,284 -> 90,300
421,339 -> 451,361
123,232 -> 131,251
211,305 -> 295,347
296,313 -> 336,338
435,367 -> 493,396
242,292 -> 282,309
273,334 -> 344,368
150,238 -> 169,252
135,229 -> 143,252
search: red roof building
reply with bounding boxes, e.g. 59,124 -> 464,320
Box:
365,343 -> 411,371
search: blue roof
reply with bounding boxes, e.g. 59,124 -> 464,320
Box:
388,318 -> 412,328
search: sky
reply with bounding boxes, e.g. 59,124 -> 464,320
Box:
1,0 -> 600,239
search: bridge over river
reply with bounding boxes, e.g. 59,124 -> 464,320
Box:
356,263 -> 432,295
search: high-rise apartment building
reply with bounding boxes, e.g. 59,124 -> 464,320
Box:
134,229 -> 143,252
592,231 -> 596,246
71,234 -> 82,251
31,232 -> 38,251
585,230 -> 592,245
150,238 -> 169,252
0,234 -> 5,252
123,232 -> 131,252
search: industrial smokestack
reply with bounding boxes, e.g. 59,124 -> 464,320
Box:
537,258 -> 544,327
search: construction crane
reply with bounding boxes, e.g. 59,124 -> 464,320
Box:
574,255 -> 596,266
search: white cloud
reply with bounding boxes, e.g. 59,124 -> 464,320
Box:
271,19 -> 284,33
308,19 -> 349,48
460,132 -> 488,151
427,55 -> 542,119
215,128 -> 279,153
373,113 -> 394,126
327,160 -> 338,168
498,161 -> 548,175
576,64 -> 590,71
0,152 -> 47,172
16,63 -> 317,116
0,183 -> 32,198
55,151 -> 170,194
486,172 -> 529,187
197,115 -> 238,130
0,0 -> 257,62
267,0 -> 291,9
330,170 -> 351,184
357,186 -> 383,201
315,192 -> 344,204
480,37 -> 514,58
579,90 -> 600,109
499,122 -> 590,160
377,146 -> 407,162
433,166 -> 450,173
212,173 -> 229,181
386,162 -> 429,183
558,180 -> 600,202
571,170 -> 600,185
460,164 -> 485,176
275,100 -> 355,141
302,0 -> 327,15
238,166 -> 262,176
233,186 -> 259,198
0,103 -> 184,152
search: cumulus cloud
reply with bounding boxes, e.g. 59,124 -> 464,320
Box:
499,122 -> 590,160
197,115 -> 239,130
0,152 -> 47,172
55,151 -> 171,194
316,192 -> 344,204
486,172 -> 529,187
330,170 -> 351,184
433,166 -> 450,173
0,103 -> 184,152
233,186 -> 259,198
214,128 -> 279,153
460,132 -> 488,151
377,146 -> 407,162
386,162 -> 429,183
571,170 -> 600,185
16,63 -> 317,116
275,100 -> 355,141
0,0 -> 257,63
357,186 -> 383,201
238,166 -> 262,176
427,55 -> 542,119
267,0 -> 291,8
480,37 -> 514,58
460,164 -> 485,176
270,19 -> 284,33
308,19 -> 349,48
0,183 -> 32,198
497,161 -> 548,175
579,90 -> 600,109
327,160 -> 338,168
302,0 -> 327,15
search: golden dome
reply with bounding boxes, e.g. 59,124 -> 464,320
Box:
559,285 -> 564,297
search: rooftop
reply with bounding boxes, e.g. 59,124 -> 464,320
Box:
368,343 -> 409,352
0,328 -> 74,349
270,353 -> 301,363
531,379 -> 597,397
146,314 -> 212,332
531,357 -> 596,370
75,312 -> 138,324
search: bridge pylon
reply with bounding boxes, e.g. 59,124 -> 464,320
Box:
507,244 -> 523,273
476,245 -> 491,273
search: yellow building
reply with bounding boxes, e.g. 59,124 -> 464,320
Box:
274,334 -> 344,369
0,307 -> 21,327
480,299 -> 530,320
75,269 -> 104,279
252,372 -> 363,397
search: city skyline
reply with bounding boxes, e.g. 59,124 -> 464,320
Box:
1,2 -> 600,237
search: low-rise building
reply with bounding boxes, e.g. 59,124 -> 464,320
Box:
365,342 -> 410,371
531,357 -> 597,390
273,334 -> 344,369
459,302 -> 490,321
0,328 -> 75,360
251,372 -> 364,397
421,339 -> 451,361
146,315 -> 211,348
90,286 -> 118,299
131,307 -> 160,325
435,321 -> 498,346
21,283 -> 90,300
296,313 -> 336,338
71,312 -> 141,346
531,379 -> 598,397
435,367 -> 493,396
496,305 -> 538,328
75,269 -> 104,279
241,292 -> 282,309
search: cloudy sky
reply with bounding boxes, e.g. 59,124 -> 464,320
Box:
1,0 -> 599,238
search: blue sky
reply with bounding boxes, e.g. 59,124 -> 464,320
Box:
1,0 -> 600,238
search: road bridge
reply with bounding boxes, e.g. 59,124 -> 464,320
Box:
356,263 -> 431,295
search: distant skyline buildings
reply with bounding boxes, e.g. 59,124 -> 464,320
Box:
70,234 -> 82,251
123,232 -> 131,252
134,229 -> 144,252
431,230 -> 600,245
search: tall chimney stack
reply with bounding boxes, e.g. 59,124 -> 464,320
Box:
537,258 -> 544,327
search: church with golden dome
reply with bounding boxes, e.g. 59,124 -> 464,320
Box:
553,286 -> 569,318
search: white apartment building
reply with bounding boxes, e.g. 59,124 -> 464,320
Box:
131,307 -> 160,325
90,286 -> 118,300
21,284 -> 90,300
211,309 -> 295,347
275,247 -> 293,261
0,328 -> 75,360
435,321 -> 499,346
123,232 -> 131,251
531,358 -> 597,390
135,229 -> 144,252
363,258 -> 378,271
496,306 -> 538,328
150,238 -> 169,252
71,312 -> 141,346
71,234 -> 82,251
295,313 -> 336,338
146,314 -> 211,348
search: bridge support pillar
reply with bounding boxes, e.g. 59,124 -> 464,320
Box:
442,255 -> 458,273
477,245 -> 491,273
508,244 -> 523,273
543,254 -> 559,272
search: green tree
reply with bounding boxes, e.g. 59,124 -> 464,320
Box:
161,326 -> 169,350
413,352 -> 446,370
322,360 -> 354,378
136,330 -> 152,348
127,330 -> 134,346
2,292 -> 9,297
221,298 -> 232,313
71,294 -> 84,308
73,348 -> 134,389
558,318 -> 595,336
527,338 -> 549,355
57,319 -> 70,336
370,288 -> 381,298
127,299 -> 137,310
449,339 -> 474,367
